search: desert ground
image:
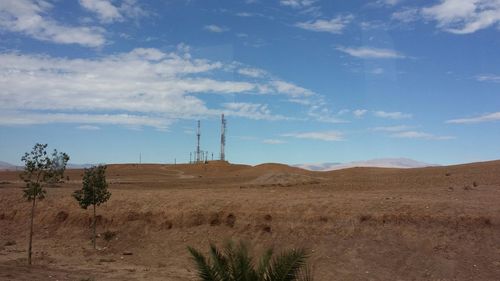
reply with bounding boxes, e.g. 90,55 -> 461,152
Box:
1,160 -> 500,280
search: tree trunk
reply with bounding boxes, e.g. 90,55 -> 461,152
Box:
93,203 -> 96,250
28,197 -> 36,265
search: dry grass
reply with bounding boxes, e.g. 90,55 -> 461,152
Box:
1,160 -> 500,280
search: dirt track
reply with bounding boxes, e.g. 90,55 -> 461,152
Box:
1,161 -> 500,280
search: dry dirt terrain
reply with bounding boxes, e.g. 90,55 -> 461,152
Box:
1,160 -> 500,280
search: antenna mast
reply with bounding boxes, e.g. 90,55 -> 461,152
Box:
220,114 -> 226,161
196,120 -> 201,163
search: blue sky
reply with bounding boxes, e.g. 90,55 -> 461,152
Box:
1,0 -> 500,166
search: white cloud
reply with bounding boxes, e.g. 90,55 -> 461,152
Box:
280,0 -> 316,8
222,103 -> 288,121
422,0 -> 500,34
353,109 -> 368,117
0,112 -> 172,130
77,125 -> 101,130
391,131 -> 455,140
336,46 -> 405,59
0,48 -> 319,128
446,112 -> 500,124
271,80 -> 315,97
370,68 -> 384,75
374,111 -> 412,119
119,0 -> 148,20
377,0 -> 401,6
296,15 -> 353,34
476,74 -> 500,83
270,80 -> 314,98
204,24 -> 229,33
262,139 -> 286,144
0,0 -> 106,47
392,7 -> 420,23
372,125 -> 410,132
238,67 -> 266,78
79,0 -> 122,23
283,131 -> 344,141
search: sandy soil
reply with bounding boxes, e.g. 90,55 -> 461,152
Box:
1,160 -> 500,280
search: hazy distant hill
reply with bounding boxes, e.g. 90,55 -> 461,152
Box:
0,161 -> 94,170
296,158 -> 435,171
0,161 -> 17,171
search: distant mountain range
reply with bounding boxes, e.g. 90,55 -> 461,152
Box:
0,161 -> 94,171
0,161 -> 17,171
295,158 -> 436,171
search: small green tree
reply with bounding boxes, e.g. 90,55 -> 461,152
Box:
73,165 -> 111,249
21,143 -> 69,265
188,241 -> 313,281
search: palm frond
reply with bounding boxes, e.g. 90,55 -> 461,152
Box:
257,247 -> 274,279
265,248 -> 308,281
297,265 -> 314,281
209,243 -> 231,281
188,246 -> 219,281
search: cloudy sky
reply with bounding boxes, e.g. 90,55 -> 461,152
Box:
1,0 -> 500,165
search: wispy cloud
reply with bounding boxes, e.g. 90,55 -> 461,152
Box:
391,131 -> 455,140
280,0 -> 316,9
222,103 -> 289,121
296,15 -> 353,34
446,112 -> 500,124
271,80 -> 315,97
372,125 -> 411,132
0,112 -> 172,130
391,7 -> 420,23
376,0 -> 401,6
0,0 -> 106,47
282,131 -> 344,141
336,46 -> 405,59
262,139 -> 286,144
476,74 -> 500,83
421,0 -> 500,34
79,0 -> 123,23
353,109 -> 368,117
77,125 -> 101,130
238,67 -> 267,78
374,111 -> 412,119
0,46 -> 319,129
204,24 -> 229,33
78,0 -> 147,23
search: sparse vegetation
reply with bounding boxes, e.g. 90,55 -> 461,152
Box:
188,241 -> 313,281
20,143 -> 69,265
73,165 -> 111,249
103,230 -> 117,242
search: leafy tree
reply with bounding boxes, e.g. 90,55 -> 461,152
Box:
188,241 -> 313,281
73,165 -> 111,249
20,143 -> 69,265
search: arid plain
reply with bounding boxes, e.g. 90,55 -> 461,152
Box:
1,160 -> 500,280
